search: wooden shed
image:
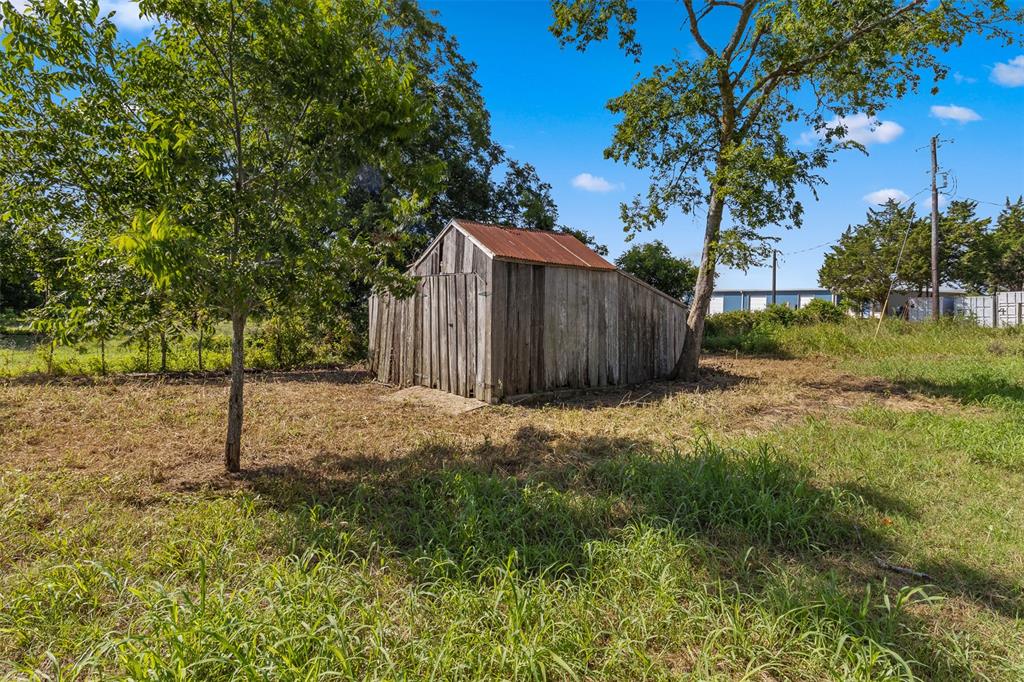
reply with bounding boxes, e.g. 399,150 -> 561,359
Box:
368,219 -> 688,402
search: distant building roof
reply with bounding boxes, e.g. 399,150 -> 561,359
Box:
712,288 -> 833,295
453,219 -> 616,271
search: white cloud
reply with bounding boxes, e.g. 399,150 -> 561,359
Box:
953,72 -> 977,84
864,188 -> 909,205
100,0 -> 155,31
801,113 -> 904,146
930,104 -> 981,124
571,173 -> 619,193
992,55 -> 1024,87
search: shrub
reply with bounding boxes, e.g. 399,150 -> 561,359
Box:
704,309 -> 760,338
796,299 -> 846,325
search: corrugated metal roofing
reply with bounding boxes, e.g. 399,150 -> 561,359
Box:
453,219 -> 616,271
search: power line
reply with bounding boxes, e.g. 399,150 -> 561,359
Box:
776,186 -> 930,261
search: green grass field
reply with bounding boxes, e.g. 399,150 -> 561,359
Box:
1,321 -> 1022,680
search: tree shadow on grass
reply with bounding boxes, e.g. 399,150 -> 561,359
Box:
234,426 -> 1020,678
507,365 -> 752,410
890,374 -> 1024,409
2,365 -> 372,388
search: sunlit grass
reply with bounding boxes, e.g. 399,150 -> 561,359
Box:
2,321 -> 1023,679
5,441 -> 1007,681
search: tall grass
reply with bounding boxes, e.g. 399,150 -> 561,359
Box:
2,439 -> 996,680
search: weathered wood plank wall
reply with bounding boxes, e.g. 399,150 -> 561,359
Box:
368,223 -> 688,403
368,272 -> 489,400
486,263 -> 686,400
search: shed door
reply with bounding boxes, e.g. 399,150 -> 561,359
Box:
418,273 -> 486,399
749,295 -> 768,311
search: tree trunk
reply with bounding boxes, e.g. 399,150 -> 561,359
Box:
672,195 -> 725,382
160,331 -> 168,372
224,309 -> 246,473
197,325 -> 204,372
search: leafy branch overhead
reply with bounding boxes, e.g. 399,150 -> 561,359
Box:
549,0 -> 1021,380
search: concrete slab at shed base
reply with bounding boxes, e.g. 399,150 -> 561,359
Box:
383,385 -> 489,415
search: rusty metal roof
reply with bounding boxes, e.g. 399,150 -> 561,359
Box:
453,220 -> 616,271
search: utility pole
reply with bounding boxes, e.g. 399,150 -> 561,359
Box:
930,135 -> 940,321
771,249 -> 777,306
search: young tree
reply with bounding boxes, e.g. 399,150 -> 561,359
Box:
991,197 -> 1024,292
492,160 -> 560,231
550,0 -> 1020,379
615,240 -> 698,301
941,200 -> 994,294
819,200 -> 918,313
3,0 -> 442,471
124,0 -> 441,471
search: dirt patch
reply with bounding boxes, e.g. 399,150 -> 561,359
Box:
0,355 -> 958,494
383,385 -> 488,414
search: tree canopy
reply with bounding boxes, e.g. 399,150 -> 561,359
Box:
549,0 -> 1021,379
1,0 -> 543,471
615,241 -> 697,301
818,198 -> 1018,311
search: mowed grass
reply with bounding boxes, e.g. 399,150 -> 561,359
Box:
1,321 -> 1023,680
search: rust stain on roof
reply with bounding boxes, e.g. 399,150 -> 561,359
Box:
453,219 -> 616,271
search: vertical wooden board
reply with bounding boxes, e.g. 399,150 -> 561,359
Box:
506,265 -> 519,395
594,274 -> 606,387
382,297 -> 394,383
529,265 -> 545,393
557,267 -> 570,387
402,297 -> 412,385
379,296 -> 390,382
541,267 -> 558,389
455,274 -> 467,396
395,297 -> 405,385
462,241 -> 475,274
433,277 -> 442,389
569,268 -> 583,387
520,266 -> 534,395
547,266 -> 561,387
478,261 -> 492,402
466,276 -> 478,398
413,287 -> 422,384
454,232 -> 465,275
475,273 -> 487,400
441,231 -> 456,273
394,298 -> 404,385
473,247 -> 489,284
580,270 -> 593,387
447,276 -> 458,393
639,291 -> 649,382
367,295 -> 377,371
605,273 -> 619,384
587,273 -> 600,387
437,278 -> 448,392
564,269 -> 577,387
503,265 -> 518,395
425,279 -> 433,387
408,294 -> 418,385
619,281 -> 630,385
680,305 -> 687,357
659,299 -> 667,374
419,283 -> 429,386
489,260 -> 507,401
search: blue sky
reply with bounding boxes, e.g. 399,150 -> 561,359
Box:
99,0 -> 1024,289
416,0 -> 1024,289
